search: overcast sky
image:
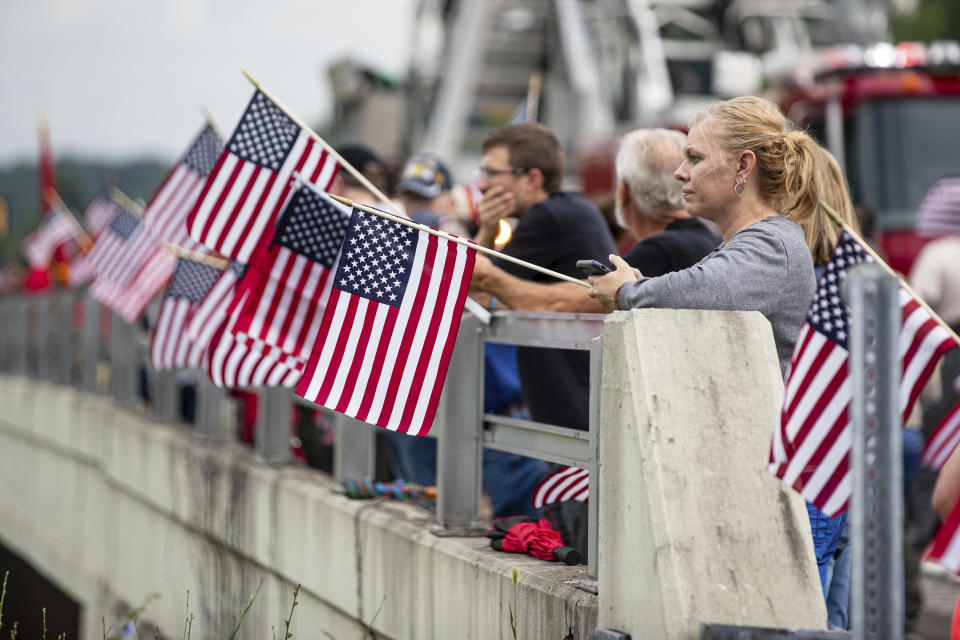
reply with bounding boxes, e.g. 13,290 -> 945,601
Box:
0,0 -> 415,165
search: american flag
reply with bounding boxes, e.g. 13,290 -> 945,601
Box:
927,498 -> 960,575
204,295 -> 305,388
23,214 -> 75,267
176,259 -> 303,388
85,206 -> 146,288
66,196 -> 115,288
93,125 -> 224,322
150,258 -> 224,370
82,195 -> 119,238
186,260 -> 246,349
532,466 -> 589,510
295,207 -> 476,436
187,90 -> 340,263
922,403 -> 960,470
768,233 -> 958,516
230,185 -> 350,359
915,176 -> 960,238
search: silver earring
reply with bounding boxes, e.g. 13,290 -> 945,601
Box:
733,181 -> 745,197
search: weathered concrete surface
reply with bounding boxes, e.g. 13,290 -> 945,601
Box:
0,375 -> 596,639
597,309 -> 827,638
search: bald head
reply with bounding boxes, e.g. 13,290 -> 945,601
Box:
615,128 -> 687,227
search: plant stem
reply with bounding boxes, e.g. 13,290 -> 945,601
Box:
182,590 -> 194,640
227,577 -> 264,640
282,584 -> 300,640
362,595 -> 386,640
0,570 -> 7,631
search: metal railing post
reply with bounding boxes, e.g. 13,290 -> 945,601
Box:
0,301 -> 10,372
81,296 -> 100,391
255,387 -> 292,462
56,292 -> 75,385
846,263 -> 903,640
110,312 -> 137,405
34,296 -> 51,380
434,314 -> 485,533
195,373 -> 227,437
587,335 -> 602,581
0,301 -> 9,372
14,298 -> 29,375
333,414 -> 377,482
151,369 -> 179,423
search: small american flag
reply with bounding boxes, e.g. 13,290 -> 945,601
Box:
150,258 -> 224,370
532,466 -> 589,509
205,296 -> 305,388
927,498 -> 960,575
922,403 -> 960,470
296,207 -> 476,436
94,125 -> 225,322
23,214 -> 75,267
915,176 -> 960,238
231,185 -> 350,359
768,232 -> 957,516
187,90 -> 340,263
186,259 -> 246,349
148,125 -> 223,246
86,206 -> 146,288
82,195 -> 119,238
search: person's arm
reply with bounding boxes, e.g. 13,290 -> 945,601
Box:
471,254 -> 607,313
933,445 -> 960,521
599,225 -> 790,312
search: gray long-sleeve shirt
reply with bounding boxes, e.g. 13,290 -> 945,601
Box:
618,216 -> 815,378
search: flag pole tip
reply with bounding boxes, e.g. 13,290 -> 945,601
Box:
241,70 -> 259,87
328,194 -> 353,208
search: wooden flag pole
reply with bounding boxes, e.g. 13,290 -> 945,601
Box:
163,244 -> 228,270
241,70 -> 402,216
526,71 -> 542,122
109,186 -> 145,217
46,188 -> 93,248
199,106 -> 226,143
821,200 -> 960,345
328,194 -> 590,288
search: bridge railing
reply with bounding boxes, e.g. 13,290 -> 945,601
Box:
0,292 -> 604,578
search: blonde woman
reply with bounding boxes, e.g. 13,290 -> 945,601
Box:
589,96 -> 821,378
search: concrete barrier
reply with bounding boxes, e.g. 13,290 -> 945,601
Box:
596,309 -> 827,638
0,375 -> 597,639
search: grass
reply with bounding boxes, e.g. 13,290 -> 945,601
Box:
0,571 -> 300,640
0,571 -> 389,640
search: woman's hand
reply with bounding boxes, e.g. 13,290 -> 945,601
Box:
588,255 -> 641,311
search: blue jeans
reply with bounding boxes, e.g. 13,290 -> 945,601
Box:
825,521 -> 852,629
806,501 -> 847,596
384,431 -> 547,519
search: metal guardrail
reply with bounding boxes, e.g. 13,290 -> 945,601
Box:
0,293 -> 605,578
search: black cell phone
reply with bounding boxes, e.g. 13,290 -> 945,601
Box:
576,259 -> 612,277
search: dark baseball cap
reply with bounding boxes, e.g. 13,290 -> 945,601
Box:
395,154 -> 453,199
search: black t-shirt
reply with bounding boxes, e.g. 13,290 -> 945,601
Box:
492,192 -> 616,431
622,218 -> 721,277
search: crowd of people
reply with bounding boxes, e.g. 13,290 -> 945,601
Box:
4,93 -> 958,633
364,96 -> 956,632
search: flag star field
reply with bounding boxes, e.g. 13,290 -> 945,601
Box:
335,209 -> 416,307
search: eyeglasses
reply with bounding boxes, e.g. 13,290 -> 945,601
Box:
475,166 -> 529,180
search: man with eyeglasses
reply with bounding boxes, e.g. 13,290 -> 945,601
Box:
472,123 -> 616,433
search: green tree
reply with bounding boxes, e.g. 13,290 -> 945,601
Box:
891,0 -> 960,41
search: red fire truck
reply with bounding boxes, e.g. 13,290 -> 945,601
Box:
580,41 -> 960,274
777,41 -> 960,274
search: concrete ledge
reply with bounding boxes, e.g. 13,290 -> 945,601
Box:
0,375 -> 597,639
